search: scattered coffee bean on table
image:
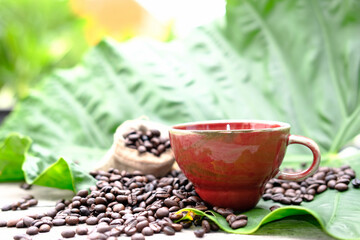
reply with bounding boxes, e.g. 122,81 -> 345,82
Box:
123,129 -> 171,156
19,183 -> 32,190
262,165 -> 358,205
194,228 -> 205,238
5,168 -> 249,239
26,226 -> 39,235
1,195 -> 37,211
61,229 -> 76,238
0,220 -> 7,227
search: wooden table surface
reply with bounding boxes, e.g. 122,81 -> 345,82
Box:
0,182 -> 334,240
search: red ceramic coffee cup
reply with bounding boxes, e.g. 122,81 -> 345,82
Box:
169,120 -> 321,211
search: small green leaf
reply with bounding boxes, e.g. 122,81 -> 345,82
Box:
0,133 -> 31,181
23,156 -> 96,192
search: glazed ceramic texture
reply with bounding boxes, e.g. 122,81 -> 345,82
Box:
169,121 -> 320,211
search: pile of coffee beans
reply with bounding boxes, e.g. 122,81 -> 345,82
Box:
123,129 -> 171,156
1,195 -> 37,211
262,165 -> 359,205
2,169 -> 248,239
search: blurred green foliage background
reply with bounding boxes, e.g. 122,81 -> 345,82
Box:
0,0 -> 88,101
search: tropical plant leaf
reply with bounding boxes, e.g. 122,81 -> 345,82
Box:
22,156 -> 96,192
0,133 -> 31,181
177,182 -> 360,240
225,0 -> 360,154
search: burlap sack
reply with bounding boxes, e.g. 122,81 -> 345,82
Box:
96,119 -> 176,177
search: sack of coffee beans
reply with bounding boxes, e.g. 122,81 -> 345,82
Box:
96,119 -> 175,177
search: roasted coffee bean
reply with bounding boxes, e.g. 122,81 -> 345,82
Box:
39,224 -> 51,232
231,219 -> 247,229
215,208 -> 233,217
7,219 -> 19,228
156,207 -> 169,218
99,217 -> 111,224
125,226 -> 137,236
325,174 -> 336,182
272,187 -> 285,194
313,172 -> 325,180
65,216 -> 79,225
25,198 -> 37,207
79,216 -> 88,224
269,205 -> 280,211
13,233 -> 31,240
163,225 -> 175,235
23,194 -> 34,200
19,202 -> 29,210
352,178 -> 360,188
97,223 -> 111,233
128,134 -> 140,141
95,197 -> 107,205
131,233 -> 145,240
55,202 -> 66,211
335,183 -> 348,191
226,214 -> 237,224
46,209 -> 57,218
0,220 -> 7,227
171,223 -> 183,232
71,200 -> 81,209
137,145 -> 147,153
76,189 -> 89,197
201,219 -> 211,233
210,222 -> 219,231
33,221 -> 44,228
328,180 -> 336,189
75,225 -> 88,235
136,220 -> 149,232
291,197 -> 303,205
337,178 -> 350,185
236,214 -> 248,221
61,229 -> 76,238
128,194 -> 137,205
307,188 -> 316,195
22,217 -> 34,227
95,204 -> 106,213
26,226 -> 39,235
142,226 -> 154,236
15,220 -> 25,228
88,232 -> 107,240
280,197 -> 291,205
164,198 -> 178,207
317,185 -> 327,193
303,194 -> 314,201
271,193 -> 284,202
149,222 -> 162,233
262,193 -> 272,200
150,129 -> 161,137
1,203 -> 12,211
52,218 -> 66,226
86,216 -> 98,225
194,228 -> 205,238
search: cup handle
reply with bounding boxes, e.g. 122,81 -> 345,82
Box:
276,135 -> 321,181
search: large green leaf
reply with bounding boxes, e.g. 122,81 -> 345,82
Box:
177,153 -> 360,240
226,0 -> 360,154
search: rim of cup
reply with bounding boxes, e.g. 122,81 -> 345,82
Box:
169,120 -> 291,133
